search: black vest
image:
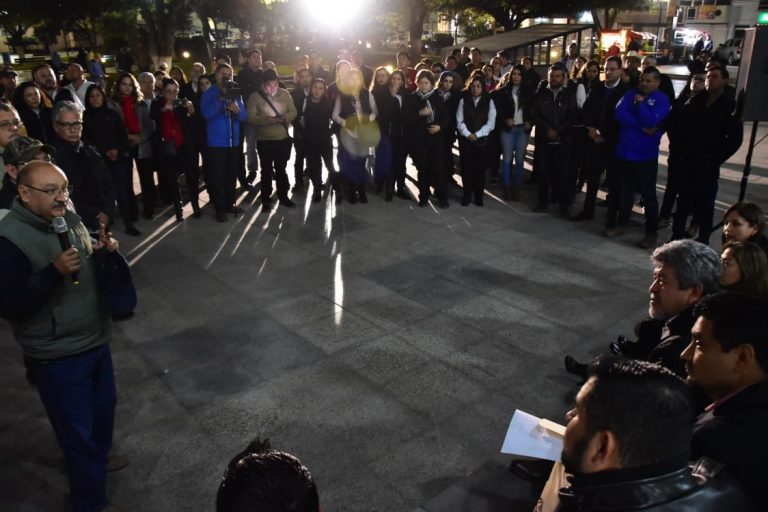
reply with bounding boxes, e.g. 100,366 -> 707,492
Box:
462,95 -> 490,134
339,91 -> 373,120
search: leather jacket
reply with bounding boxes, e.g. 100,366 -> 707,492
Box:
557,457 -> 757,511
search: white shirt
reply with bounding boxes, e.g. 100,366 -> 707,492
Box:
66,79 -> 95,105
512,87 -> 524,125
456,96 -> 497,138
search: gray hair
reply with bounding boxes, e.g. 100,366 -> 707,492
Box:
0,102 -> 18,114
52,100 -> 83,122
651,240 -> 721,295
138,72 -> 155,84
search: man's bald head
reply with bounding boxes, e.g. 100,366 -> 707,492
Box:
17,161 -> 70,220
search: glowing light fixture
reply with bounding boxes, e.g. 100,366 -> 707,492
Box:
300,0 -> 365,28
182,51 -> 191,59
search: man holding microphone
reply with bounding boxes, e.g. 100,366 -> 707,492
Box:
0,160 -> 124,512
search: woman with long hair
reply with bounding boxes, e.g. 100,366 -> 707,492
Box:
169,66 -> 187,87
456,74 -> 496,206
493,65 -> 532,201
83,83 -> 140,235
370,66 -> 392,193
150,77 -> 198,221
109,72 -> 156,219
12,81 -> 53,143
723,202 -> 768,255
376,70 -> 411,202
332,67 -> 379,204
720,241 -> 768,299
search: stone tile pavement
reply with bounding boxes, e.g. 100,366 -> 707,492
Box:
1,128 -> 765,510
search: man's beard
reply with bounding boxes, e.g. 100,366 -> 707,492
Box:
561,435 -> 591,475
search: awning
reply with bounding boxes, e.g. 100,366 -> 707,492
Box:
442,23 -> 595,58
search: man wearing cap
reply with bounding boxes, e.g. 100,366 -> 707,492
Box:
0,137 -> 55,219
0,160 -> 125,512
0,67 -> 18,103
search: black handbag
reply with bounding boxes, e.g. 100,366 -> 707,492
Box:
473,136 -> 489,146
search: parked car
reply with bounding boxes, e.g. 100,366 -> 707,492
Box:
715,38 -> 742,64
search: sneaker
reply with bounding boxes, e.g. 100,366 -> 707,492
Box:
312,191 -> 322,203
418,198 -> 429,207
570,211 -> 594,222
279,198 -> 296,208
564,355 -> 588,380
227,206 -> 244,215
395,189 -> 409,200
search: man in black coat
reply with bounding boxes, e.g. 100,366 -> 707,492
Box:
565,240 -> 721,379
237,50 -> 264,184
530,63 -> 576,215
49,101 -> 115,231
0,137 -> 56,215
671,66 -> 742,245
572,56 -> 627,221
683,292 -> 768,506
557,356 -> 756,512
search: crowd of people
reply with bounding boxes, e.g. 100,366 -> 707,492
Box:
0,42 -> 743,248
0,41 -> 765,512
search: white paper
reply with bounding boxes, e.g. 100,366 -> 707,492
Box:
501,409 -> 564,462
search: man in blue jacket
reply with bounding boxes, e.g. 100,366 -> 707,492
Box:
201,63 -> 248,222
605,66 -> 670,249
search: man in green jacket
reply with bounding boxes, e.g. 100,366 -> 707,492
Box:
0,160 -> 123,512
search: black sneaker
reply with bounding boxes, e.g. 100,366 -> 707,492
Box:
279,198 -> 296,208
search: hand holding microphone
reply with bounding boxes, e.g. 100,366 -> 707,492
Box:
52,217 -> 80,284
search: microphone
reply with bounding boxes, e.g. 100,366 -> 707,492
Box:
51,217 -> 79,285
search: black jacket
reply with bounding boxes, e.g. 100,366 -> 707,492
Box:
83,106 -> 131,159
582,80 -> 627,147
302,98 -> 333,151
558,457 -> 757,512
674,91 -> 743,169
531,85 -> 577,143
492,83 -> 533,131
373,89 -> 407,139
647,306 -> 695,378
236,66 -> 264,104
0,173 -> 16,210
405,91 -> 447,148
290,87 -> 310,138
691,379 -> 768,505
659,73 -> 676,105
16,104 -> 54,143
50,136 -> 116,230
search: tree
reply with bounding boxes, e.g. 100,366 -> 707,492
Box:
136,0 -> 190,67
406,0 -> 428,56
586,0 -> 648,33
0,1 -> 38,54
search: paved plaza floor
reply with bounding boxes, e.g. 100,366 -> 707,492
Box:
1,125 -> 766,510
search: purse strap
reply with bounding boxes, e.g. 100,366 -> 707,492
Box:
256,88 -> 291,138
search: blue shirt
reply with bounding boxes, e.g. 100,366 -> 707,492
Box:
201,84 -> 248,148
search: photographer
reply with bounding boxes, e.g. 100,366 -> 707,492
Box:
247,69 -> 297,210
150,78 -> 198,221
201,64 -> 247,222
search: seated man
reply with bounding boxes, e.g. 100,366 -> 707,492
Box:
683,291 -> 768,505
217,438 -> 319,512
565,240 -> 720,379
557,356 -> 755,511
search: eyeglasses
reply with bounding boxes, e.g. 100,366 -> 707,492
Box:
0,119 -> 22,130
22,184 -> 74,196
55,121 -> 83,130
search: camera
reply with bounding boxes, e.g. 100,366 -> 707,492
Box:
174,99 -> 187,108
220,77 -> 242,102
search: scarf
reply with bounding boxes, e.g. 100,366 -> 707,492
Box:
416,88 -> 436,124
120,95 -> 140,134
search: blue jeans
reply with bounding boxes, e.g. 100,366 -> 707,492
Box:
33,345 -> 116,512
500,126 -> 529,187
